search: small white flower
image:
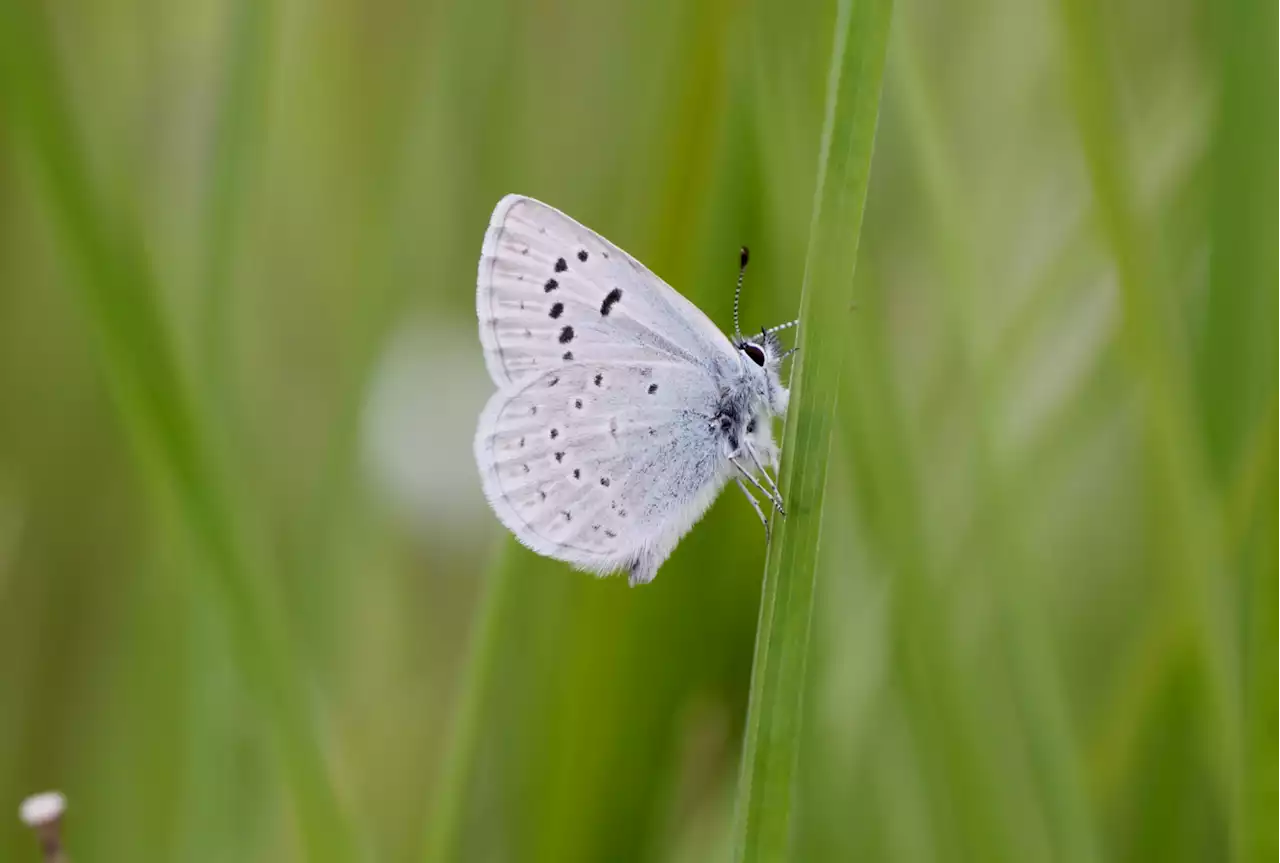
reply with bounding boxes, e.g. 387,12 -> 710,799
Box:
19,791 -> 65,827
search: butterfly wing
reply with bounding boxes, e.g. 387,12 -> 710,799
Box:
474,360 -> 731,584
477,195 -> 736,388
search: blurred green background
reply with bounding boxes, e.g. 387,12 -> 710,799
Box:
0,0 -> 1273,860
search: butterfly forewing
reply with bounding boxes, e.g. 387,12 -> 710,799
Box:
474,361 -> 726,574
477,195 -> 734,388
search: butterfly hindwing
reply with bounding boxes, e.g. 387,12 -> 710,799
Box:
474,361 -> 730,578
476,195 -> 734,389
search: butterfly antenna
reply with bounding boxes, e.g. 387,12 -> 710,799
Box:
764,319 -> 799,336
733,246 -> 749,341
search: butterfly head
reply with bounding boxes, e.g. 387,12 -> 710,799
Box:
730,247 -> 796,416
735,322 -> 796,416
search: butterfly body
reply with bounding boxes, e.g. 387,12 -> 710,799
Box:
473,195 -> 793,585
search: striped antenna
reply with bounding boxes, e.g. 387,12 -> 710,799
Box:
733,246 -> 749,340
764,319 -> 799,336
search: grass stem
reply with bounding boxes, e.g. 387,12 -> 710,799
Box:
730,0 -> 893,858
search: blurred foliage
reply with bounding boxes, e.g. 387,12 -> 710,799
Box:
0,0 -> 1273,861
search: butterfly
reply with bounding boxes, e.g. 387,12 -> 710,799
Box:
473,195 -> 797,586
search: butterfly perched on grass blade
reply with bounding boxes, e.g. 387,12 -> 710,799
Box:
473,196 -> 796,585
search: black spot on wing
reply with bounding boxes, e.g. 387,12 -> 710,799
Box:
577,249 -> 588,262
544,278 -> 558,292
559,326 -> 575,344
647,383 -> 658,394
554,258 -> 568,272
562,351 -> 574,361
600,288 -> 622,316
593,373 -> 603,387
549,302 -> 564,319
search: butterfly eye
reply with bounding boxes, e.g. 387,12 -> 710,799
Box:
742,342 -> 766,367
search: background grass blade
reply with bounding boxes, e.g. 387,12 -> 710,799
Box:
0,5 -> 357,860
888,17 -> 1099,863
1201,1 -> 1276,858
198,0 -> 274,420
835,277 -> 1022,863
1057,0 -> 1245,856
421,545 -> 515,863
730,0 -> 893,858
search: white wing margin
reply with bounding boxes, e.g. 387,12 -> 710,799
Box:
476,195 -> 734,388
473,361 -> 732,581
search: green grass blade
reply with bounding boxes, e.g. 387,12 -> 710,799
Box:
1203,1 -> 1280,855
730,0 -> 893,859
183,2 -> 276,854
0,6 -> 357,860
1057,0 -> 1244,856
891,19 -> 1101,863
198,0 -> 274,413
1239,405 -> 1277,863
421,545 -> 515,863
1195,0 -> 1277,480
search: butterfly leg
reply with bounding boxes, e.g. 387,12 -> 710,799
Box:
736,477 -> 772,545
743,442 -> 786,516
731,456 -> 786,517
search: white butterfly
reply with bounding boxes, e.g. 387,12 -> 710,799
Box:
473,195 -> 796,586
